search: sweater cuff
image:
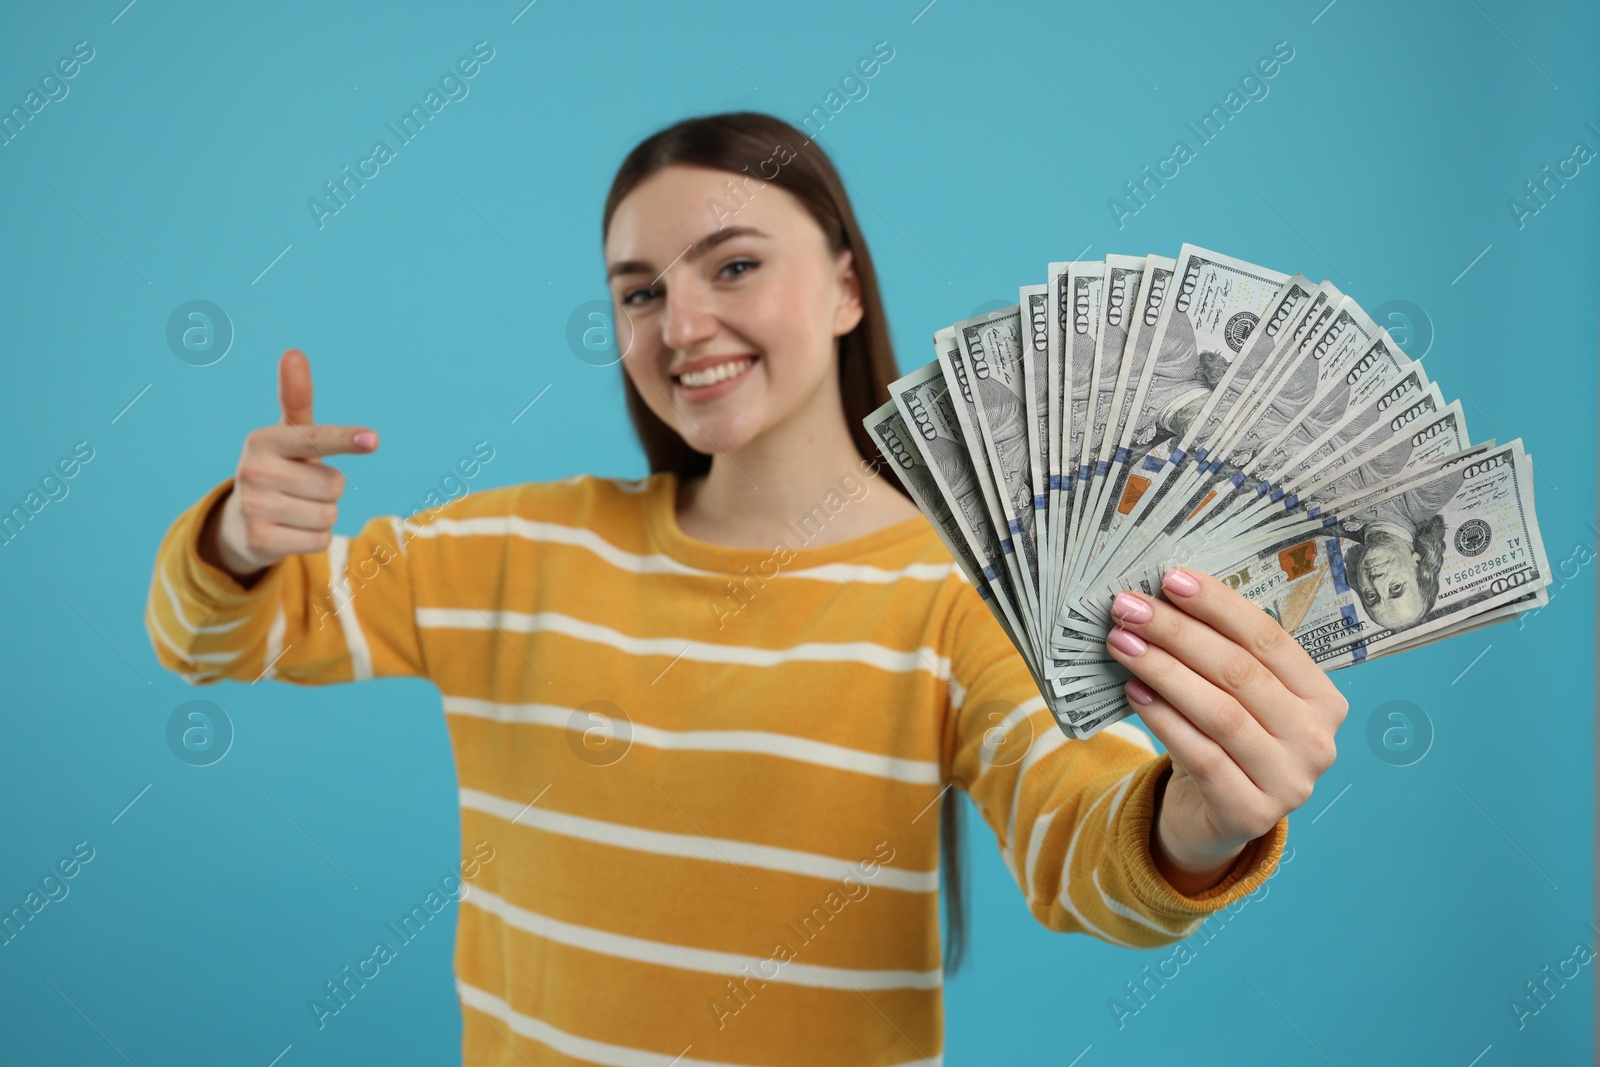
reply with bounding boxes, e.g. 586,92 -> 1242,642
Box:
177,477 -> 284,611
1116,751 -> 1289,921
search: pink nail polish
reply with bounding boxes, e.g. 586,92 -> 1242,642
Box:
1126,678 -> 1156,705
1107,626 -> 1147,656
1111,591 -> 1153,623
1163,568 -> 1200,597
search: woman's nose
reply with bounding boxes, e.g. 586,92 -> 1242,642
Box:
660,283 -> 717,351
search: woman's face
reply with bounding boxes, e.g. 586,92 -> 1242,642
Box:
604,164 -> 863,459
1357,538 -> 1427,630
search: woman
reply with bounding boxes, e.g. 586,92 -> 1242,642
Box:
145,111 -> 1346,1065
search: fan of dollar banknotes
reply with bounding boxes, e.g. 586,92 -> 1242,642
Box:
864,244 -> 1551,740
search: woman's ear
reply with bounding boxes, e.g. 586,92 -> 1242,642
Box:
833,248 -> 864,337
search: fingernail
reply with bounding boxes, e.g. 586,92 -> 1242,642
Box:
354,432 -> 377,450
1163,567 -> 1200,597
1126,678 -> 1156,706
1111,591 -> 1152,623
1107,626 -> 1147,656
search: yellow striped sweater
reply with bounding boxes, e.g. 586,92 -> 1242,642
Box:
145,469 -> 1289,1066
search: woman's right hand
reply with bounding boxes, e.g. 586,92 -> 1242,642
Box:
202,349 -> 380,581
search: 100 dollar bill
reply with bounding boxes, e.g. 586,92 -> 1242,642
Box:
1173,439 -> 1549,667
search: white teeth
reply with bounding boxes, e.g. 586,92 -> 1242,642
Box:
678,357 -> 754,388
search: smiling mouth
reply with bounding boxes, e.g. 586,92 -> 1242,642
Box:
673,355 -> 758,389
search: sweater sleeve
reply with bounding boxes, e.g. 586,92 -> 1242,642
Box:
941,574 -> 1290,948
144,476 -> 429,687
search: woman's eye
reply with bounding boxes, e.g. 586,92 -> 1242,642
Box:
719,258 -> 758,280
621,287 -> 659,306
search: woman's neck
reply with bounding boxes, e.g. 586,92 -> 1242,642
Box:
673,390 -> 919,552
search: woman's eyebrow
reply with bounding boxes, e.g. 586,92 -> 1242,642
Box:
607,225 -> 768,282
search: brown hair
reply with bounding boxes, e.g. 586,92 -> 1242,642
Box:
600,111 -> 970,975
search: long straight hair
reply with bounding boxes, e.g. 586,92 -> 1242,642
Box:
601,111 -> 969,975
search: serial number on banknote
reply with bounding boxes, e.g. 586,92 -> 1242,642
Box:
1447,548 -> 1525,586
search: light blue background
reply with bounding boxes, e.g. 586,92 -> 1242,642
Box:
1,0 -> 1595,1063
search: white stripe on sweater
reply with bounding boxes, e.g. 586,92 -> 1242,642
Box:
1092,866 -> 1184,938
145,603 -> 243,665
1055,769 -> 1139,948
263,604 -> 287,682
453,980 -> 945,1067
400,514 -> 954,584
459,786 -> 937,894
158,564 -> 249,636
1004,718 -> 1064,876
419,609 -> 951,677
443,695 -> 942,784
328,534 -> 372,681
462,885 -> 942,991
1024,808 -> 1054,897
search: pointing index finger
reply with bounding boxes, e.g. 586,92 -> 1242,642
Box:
272,423 -> 380,461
